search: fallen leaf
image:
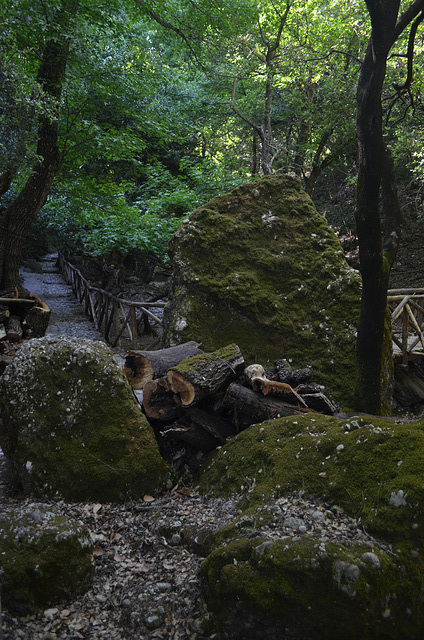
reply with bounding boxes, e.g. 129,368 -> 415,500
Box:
143,495 -> 155,503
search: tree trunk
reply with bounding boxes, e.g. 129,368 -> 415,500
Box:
0,0 -> 78,293
123,341 -> 203,389
354,1 -> 400,414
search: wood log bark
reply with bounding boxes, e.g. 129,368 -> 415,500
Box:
223,382 -> 316,428
160,422 -> 221,451
3,315 -> 23,342
244,364 -> 307,406
167,343 -> 245,407
184,406 -> 236,443
24,293 -> 51,338
142,377 -> 184,421
123,341 -> 203,389
272,359 -> 314,385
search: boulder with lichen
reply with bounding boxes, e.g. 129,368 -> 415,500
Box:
163,174 -> 361,409
197,414 -> 424,639
0,337 -> 169,501
0,503 -> 94,614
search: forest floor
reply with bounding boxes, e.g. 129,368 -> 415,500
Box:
2,205 -> 424,639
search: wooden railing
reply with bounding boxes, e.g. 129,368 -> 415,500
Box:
57,253 -> 165,349
388,288 -> 424,363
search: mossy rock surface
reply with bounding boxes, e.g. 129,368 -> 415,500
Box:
164,175 -> 361,408
0,503 -> 94,614
0,337 -> 169,501
199,414 -> 424,545
201,534 -> 423,640
197,414 -> 424,638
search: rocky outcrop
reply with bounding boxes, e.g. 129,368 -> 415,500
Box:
197,414 -> 424,639
163,174 -> 361,409
0,503 -> 94,614
0,337 -> 169,501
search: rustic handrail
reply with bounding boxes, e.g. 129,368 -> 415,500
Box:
388,288 -> 424,363
57,253 -> 165,349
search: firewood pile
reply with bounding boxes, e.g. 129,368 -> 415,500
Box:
124,341 -> 338,471
0,292 -> 51,374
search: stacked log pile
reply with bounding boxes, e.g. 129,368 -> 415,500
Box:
0,292 -> 51,374
124,342 -> 338,470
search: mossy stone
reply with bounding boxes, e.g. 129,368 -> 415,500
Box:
164,174 -> 361,408
197,414 -> 424,638
0,503 -> 94,614
198,414 -> 424,547
0,337 -> 169,501
201,535 -> 424,639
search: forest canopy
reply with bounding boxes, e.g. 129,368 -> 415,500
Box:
1,0 -> 423,269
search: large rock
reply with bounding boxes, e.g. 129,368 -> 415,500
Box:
164,175 -> 361,408
198,414 -> 424,639
0,337 -> 169,501
0,502 -> 94,614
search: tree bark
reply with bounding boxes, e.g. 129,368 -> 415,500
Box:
0,0 -> 79,293
123,341 -> 203,389
354,0 -> 424,413
222,382 -> 316,428
142,377 -> 183,421
167,343 -> 244,407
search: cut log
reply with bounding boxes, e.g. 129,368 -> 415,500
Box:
24,293 -> 51,338
223,382 -> 316,428
184,406 -> 236,443
244,364 -> 307,406
273,359 -> 314,385
0,297 -> 36,306
299,393 -> 337,415
142,377 -> 184,421
161,423 -> 221,451
123,341 -> 204,389
167,343 -> 245,407
3,315 -> 23,342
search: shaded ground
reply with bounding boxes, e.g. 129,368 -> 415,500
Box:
20,254 -> 109,343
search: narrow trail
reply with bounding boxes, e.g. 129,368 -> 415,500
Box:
20,253 -> 107,343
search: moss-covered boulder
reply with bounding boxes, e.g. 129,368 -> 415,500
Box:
197,414 -> 424,638
0,337 -> 169,501
0,503 -> 94,614
164,175 -> 361,408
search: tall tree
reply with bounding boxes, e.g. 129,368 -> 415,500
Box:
0,0 -> 79,293
355,0 -> 424,413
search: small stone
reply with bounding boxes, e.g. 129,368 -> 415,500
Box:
255,541 -> 273,556
170,533 -> 182,545
145,615 -> 161,629
312,510 -> 326,522
44,608 -> 59,619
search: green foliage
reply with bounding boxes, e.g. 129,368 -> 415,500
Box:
3,0 -> 424,275
41,177 -> 184,262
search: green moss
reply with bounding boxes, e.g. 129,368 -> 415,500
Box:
198,414 -> 424,548
201,535 -> 424,639
0,505 -> 94,614
0,338 -> 169,501
165,175 -> 361,408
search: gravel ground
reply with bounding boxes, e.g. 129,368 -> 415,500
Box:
1,475 -> 387,640
1,255 -> 391,640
